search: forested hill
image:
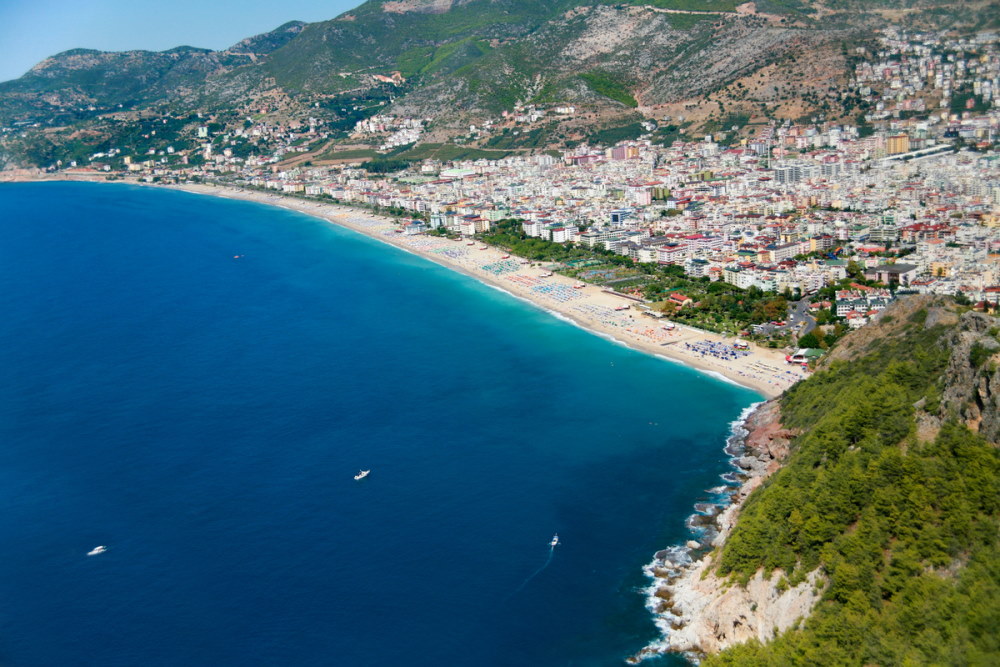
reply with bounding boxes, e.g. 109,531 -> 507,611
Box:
707,295 -> 999,664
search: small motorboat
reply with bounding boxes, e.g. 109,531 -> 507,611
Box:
354,470 -> 370,481
550,534 -> 559,547
87,546 -> 107,557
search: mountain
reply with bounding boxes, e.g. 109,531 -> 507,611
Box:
0,0 -> 996,168
0,21 -> 305,125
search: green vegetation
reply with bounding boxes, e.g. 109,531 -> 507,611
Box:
969,341 -> 993,369
578,70 -> 638,108
484,126 -> 555,151
587,121 -> 647,147
653,124 -> 688,147
359,158 -> 412,174
700,113 -> 751,145
476,220 -> 791,336
610,0 -> 740,11
476,219 -> 602,263
357,142 -> 518,173
705,314 -> 1000,665
661,11 -> 717,31
951,88 -> 991,115
395,38 -> 494,78
391,143 -> 515,162
314,147 -> 378,162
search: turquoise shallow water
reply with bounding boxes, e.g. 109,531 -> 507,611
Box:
0,182 -> 758,666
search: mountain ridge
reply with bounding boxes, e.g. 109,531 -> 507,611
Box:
0,0 -> 996,168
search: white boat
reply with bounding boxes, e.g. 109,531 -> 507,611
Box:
550,534 -> 559,547
87,546 -> 107,556
354,470 -> 370,481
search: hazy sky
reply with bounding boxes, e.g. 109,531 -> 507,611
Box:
0,0 -> 364,83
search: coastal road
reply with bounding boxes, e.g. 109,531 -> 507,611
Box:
788,298 -> 817,337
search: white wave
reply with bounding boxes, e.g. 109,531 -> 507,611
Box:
701,369 -> 756,391
635,400 -> 765,661
730,401 -> 765,432
653,353 -> 688,367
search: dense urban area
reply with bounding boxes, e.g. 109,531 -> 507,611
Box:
16,28 -> 1000,348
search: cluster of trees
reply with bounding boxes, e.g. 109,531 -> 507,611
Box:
477,220 -> 596,263
706,311 -> 999,665
359,158 -> 413,174
476,220 -> 791,333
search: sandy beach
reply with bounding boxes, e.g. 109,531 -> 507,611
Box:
0,174 -> 801,396
158,182 -> 802,398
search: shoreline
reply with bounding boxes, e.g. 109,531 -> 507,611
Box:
630,400 -> 819,663
4,174 -> 805,660
161,181 -> 801,398
632,401 -> 774,663
0,175 -> 804,397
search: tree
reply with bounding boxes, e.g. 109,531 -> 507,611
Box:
798,332 -> 822,348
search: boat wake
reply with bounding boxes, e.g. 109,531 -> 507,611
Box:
507,540 -> 557,600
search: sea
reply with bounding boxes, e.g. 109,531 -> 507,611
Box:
0,182 -> 759,666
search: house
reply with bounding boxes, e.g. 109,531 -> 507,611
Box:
845,311 -> 869,328
403,221 -> 427,235
668,292 -> 694,308
864,263 -> 919,285
657,243 -> 688,265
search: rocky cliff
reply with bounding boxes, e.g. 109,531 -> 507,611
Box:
635,295 -> 1000,663
633,399 -> 806,662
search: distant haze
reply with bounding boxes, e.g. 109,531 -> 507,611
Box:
0,0 -> 362,83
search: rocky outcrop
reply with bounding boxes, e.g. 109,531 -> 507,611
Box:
381,0 -> 459,14
941,311 -> 1000,442
635,296 -> 1000,663
632,400 -> 810,663
663,559 -> 824,655
742,400 -> 793,471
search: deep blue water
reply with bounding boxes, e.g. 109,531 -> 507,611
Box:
0,182 -> 758,666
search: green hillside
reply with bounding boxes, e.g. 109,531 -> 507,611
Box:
0,0 -> 995,168
705,299 -> 1000,665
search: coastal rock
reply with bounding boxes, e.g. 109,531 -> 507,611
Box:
641,399 -> 808,660
663,559 -> 825,655
741,400 -> 795,469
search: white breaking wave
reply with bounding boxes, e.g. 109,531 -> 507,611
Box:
634,401 -> 764,662
701,369 -> 755,392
